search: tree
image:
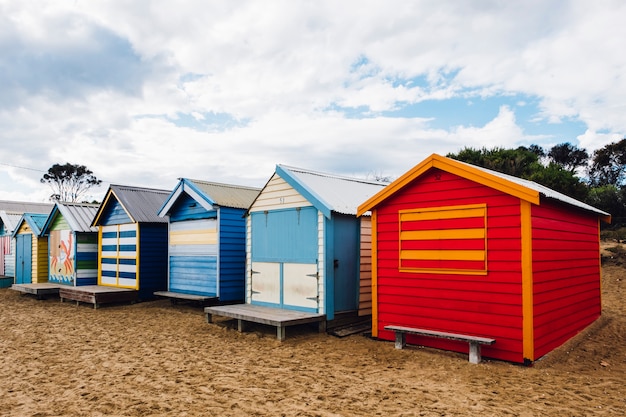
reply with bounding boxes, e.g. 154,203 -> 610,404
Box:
588,139 -> 626,187
547,142 -> 589,173
41,163 -> 102,202
447,146 -> 539,178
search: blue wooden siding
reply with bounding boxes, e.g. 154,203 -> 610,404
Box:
137,223 -> 168,298
168,193 -> 216,222
251,207 -> 318,263
170,256 -> 217,295
99,200 -> 132,225
168,218 -> 218,297
217,207 -> 247,301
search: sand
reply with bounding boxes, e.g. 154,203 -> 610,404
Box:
0,253 -> 624,416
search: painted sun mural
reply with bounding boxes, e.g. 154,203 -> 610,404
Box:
50,230 -> 74,283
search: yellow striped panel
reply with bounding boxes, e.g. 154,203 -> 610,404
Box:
400,205 -> 485,222
401,249 -> 486,261
170,229 -> 217,246
400,228 -> 485,240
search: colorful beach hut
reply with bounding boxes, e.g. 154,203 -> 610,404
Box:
40,202 -> 99,287
156,178 -> 260,303
357,154 -> 611,364
11,213 -> 50,285
0,200 -> 53,282
90,184 -> 170,300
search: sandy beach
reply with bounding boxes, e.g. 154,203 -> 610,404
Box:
0,249 -> 624,416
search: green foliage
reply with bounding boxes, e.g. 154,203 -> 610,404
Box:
40,162 -> 102,202
547,142 -> 589,172
589,139 -> 626,187
447,146 -> 539,178
448,142 -> 625,222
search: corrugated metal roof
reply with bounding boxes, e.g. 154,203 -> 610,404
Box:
0,211 -> 26,234
278,165 -> 388,216
188,179 -> 261,209
107,184 -> 171,223
55,202 -> 100,232
11,213 -> 49,237
0,200 -> 53,213
464,160 -> 611,218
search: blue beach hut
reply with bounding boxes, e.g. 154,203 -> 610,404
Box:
156,178 -> 260,303
90,184 -> 170,300
11,213 -> 49,285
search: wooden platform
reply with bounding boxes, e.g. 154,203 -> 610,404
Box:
154,290 -> 218,305
59,285 -> 138,309
11,283 -> 61,299
205,304 -> 326,341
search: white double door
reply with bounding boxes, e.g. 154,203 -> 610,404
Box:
251,261 -> 319,311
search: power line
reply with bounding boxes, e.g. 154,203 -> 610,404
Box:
0,162 -> 47,173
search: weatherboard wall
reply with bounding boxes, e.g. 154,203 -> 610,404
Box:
164,189 -> 248,301
530,201 -> 601,360
373,168 -> 524,363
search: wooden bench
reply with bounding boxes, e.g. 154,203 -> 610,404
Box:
384,325 -> 495,364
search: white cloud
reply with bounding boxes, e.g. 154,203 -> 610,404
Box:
0,0 -> 624,203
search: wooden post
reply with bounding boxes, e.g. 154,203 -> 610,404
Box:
468,342 -> 481,364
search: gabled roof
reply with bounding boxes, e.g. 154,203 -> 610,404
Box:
158,178 -> 261,217
255,164 -> 387,218
0,201 -> 53,234
0,211 -> 26,235
0,200 -> 53,213
357,153 -> 611,223
41,202 -> 99,235
11,213 -> 49,238
92,184 -> 171,226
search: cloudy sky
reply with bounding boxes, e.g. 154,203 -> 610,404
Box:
1,0 -> 625,203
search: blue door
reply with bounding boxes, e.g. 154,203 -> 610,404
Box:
250,207 -> 319,312
15,234 -> 32,284
332,215 -> 359,312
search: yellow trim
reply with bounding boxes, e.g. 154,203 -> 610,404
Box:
399,267 -> 488,276
399,204 -> 486,221
358,153 -> 540,216
401,249 -> 485,261
400,228 -> 485,240
521,200 -> 534,362
371,210 -> 379,337
135,224 -> 140,290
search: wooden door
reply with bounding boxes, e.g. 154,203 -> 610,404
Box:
15,234 -> 32,284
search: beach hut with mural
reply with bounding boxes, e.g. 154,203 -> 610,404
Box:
58,185 -> 170,308
156,178 -> 260,304
0,201 -> 53,287
357,154 -> 611,364
39,202 -> 99,287
10,213 -> 52,296
205,165 -> 386,340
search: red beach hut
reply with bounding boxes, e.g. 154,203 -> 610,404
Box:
357,154 -> 611,364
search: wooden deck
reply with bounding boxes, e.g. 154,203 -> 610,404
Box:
11,283 -> 61,299
59,285 -> 138,309
205,304 -> 326,341
154,290 -> 218,305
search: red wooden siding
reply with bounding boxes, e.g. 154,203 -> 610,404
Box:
531,201 -> 601,359
375,168 -> 525,362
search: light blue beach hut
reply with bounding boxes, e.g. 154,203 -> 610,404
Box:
156,178 -> 260,303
